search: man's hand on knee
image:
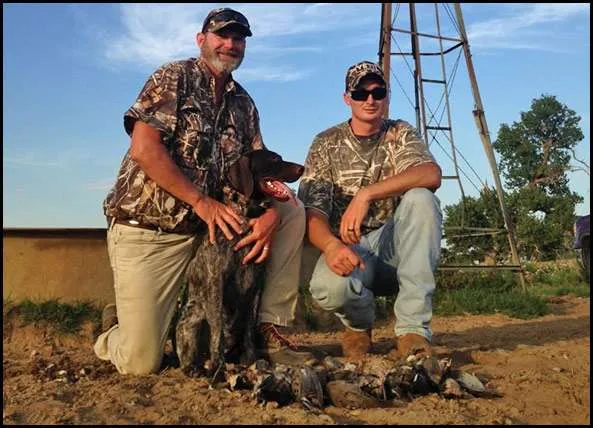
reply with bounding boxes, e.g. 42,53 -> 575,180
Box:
324,241 -> 365,277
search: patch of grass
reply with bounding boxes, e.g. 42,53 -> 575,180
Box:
375,270 -> 549,321
436,269 -> 517,292
432,269 -> 552,319
529,283 -> 590,299
298,285 -> 320,331
3,296 -> 17,318
525,261 -> 590,298
431,263 -> 589,319
10,299 -> 101,334
552,285 -> 590,298
434,287 -> 550,319
531,264 -> 583,285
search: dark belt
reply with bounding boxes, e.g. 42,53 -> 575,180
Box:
108,217 -> 159,231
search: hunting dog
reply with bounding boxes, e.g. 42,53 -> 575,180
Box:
175,149 -> 304,377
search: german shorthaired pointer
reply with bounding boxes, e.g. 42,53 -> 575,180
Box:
175,149 -> 304,377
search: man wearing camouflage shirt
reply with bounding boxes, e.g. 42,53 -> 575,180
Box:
95,8 -> 312,374
298,61 -> 443,359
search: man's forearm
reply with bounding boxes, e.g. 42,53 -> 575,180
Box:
306,209 -> 342,253
361,162 -> 441,202
130,121 -> 204,210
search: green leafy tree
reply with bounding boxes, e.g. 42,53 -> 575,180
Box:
494,94 -> 583,195
443,186 -> 507,263
494,95 -> 584,260
443,95 -> 584,262
507,187 -> 582,260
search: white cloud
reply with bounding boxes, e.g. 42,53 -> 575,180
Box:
467,3 -> 590,52
94,3 -> 588,79
238,3 -> 377,38
99,3 -> 379,81
103,4 -> 208,68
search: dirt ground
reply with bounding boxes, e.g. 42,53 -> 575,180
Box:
3,294 -> 590,425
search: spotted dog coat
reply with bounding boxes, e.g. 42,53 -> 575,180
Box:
175,149 -> 304,376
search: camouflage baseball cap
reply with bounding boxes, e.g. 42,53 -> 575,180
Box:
202,7 -> 252,37
345,61 -> 386,92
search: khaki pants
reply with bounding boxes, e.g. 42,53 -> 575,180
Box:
93,199 -> 305,374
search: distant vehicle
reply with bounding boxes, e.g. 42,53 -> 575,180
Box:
574,214 -> 590,284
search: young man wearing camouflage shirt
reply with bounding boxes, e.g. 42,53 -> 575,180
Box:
298,61 -> 443,359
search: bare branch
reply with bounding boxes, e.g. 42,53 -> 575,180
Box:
569,165 -> 590,176
570,147 -> 590,176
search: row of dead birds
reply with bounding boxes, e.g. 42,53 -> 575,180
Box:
198,352 -> 500,411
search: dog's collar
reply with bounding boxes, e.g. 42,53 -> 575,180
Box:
222,184 -> 271,218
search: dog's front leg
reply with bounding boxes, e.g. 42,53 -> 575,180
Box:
242,267 -> 264,365
206,269 -> 226,381
242,296 -> 259,365
175,298 -> 206,375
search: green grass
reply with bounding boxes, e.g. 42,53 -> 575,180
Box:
298,284 -> 320,330
436,269 -> 517,292
5,299 -> 101,334
433,286 -> 550,319
376,262 -> 588,321
529,283 -> 590,298
3,296 -> 16,318
525,260 -> 590,298
432,263 -> 588,319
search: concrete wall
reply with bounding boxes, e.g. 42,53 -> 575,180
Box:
3,229 -> 115,305
2,228 -> 321,307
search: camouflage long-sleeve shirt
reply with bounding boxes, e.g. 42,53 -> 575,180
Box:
103,57 -> 265,233
297,119 -> 437,236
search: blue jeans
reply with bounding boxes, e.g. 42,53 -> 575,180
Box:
309,188 -> 442,341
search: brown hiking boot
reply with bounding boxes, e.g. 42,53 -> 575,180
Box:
256,323 -> 314,365
341,327 -> 372,358
101,303 -> 118,332
390,333 -> 432,359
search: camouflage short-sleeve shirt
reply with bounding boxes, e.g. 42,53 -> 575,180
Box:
103,57 -> 265,233
297,119 -> 437,235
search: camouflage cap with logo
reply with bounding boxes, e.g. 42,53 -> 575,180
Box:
345,61 -> 386,92
202,7 -> 252,37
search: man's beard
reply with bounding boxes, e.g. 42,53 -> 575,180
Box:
201,43 -> 244,74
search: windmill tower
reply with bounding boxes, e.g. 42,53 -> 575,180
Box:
379,3 -> 526,289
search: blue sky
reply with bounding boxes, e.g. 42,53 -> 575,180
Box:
3,3 -> 590,228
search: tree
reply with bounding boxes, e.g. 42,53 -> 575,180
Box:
493,94 -> 583,196
507,187 -> 582,260
443,95 -> 584,262
494,95 -> 584,260
443,186 -> 507,264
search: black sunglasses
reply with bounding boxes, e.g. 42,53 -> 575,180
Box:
350,87 -> 387,101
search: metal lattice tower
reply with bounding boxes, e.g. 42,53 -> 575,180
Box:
379,3 -> 526,289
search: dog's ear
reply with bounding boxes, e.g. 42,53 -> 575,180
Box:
227,155 -> 254,198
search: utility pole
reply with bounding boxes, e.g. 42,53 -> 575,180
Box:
379,3 -> 392,118
378,3 -> 526,290
453,4 -> 525,289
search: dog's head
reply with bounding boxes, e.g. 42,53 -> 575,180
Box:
226,149 -> 304,204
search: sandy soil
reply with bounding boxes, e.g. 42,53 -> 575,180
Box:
3,294 -> 590,425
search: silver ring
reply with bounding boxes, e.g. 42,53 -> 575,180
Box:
263,245 -> 270,251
